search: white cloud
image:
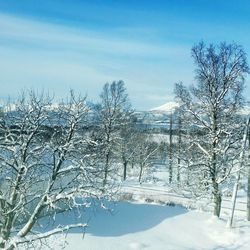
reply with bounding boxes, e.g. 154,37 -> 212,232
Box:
0,12 -> 192,110
0,12 -> 189,58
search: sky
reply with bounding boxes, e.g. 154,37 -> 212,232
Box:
0,0 -> 250,110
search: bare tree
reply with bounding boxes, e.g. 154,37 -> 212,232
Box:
133,133 -> 159,183
176,109 -> 182,183
168,112 -> 173,184
0,91 -> 105,249
119,118 -> 137,181
95,81 -> 133,185
175,42 -> 249,217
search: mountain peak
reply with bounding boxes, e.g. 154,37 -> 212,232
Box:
150,101 -> 179,112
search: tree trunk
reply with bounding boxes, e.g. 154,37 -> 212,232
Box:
229,182 -> 239,227
139,163 -> 143,183
177,115 -> 181,183
211,110 -> 221,217
123,160 -> 127,181
169,112 -> 173,184
229,118 -> 249,226
213,181 -> 222,217
211,151 -> 221,217
103,151 -> 110,186
186,163 -> 190,186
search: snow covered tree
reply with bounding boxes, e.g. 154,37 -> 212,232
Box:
176,111 -> 182,183
0,91 -> 105,249
94,81 -> 133,185
168,112 -> 173,184
132,132 -> 159,183
175,42 -> 249,217
119,117 -> 138,181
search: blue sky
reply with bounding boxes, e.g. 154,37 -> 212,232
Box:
0,0 -> 250,110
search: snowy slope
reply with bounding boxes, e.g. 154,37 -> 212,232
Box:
33,201 -> 250,250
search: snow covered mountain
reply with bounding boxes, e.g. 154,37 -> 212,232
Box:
151,101 -> 250,116
150,101 -> 179,113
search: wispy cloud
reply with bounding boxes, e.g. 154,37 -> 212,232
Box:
0,12 -> 192,109
0,13 -> 188,59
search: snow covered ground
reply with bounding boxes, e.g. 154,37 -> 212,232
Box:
17,164 -> 249,250
31,199 -> 250,250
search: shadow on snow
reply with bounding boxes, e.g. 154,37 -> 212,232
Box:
38,200 -> 187,237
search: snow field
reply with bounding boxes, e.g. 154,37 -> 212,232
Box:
28,200 -> 250,250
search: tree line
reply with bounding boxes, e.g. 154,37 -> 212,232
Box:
0,82 -> 159,249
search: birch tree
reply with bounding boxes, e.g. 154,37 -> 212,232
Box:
175,42 -> 249,217
175,108 -> 182,184
95,81 -> 133,185
0,91 -> 105,249
133,133 -> 159,183
168,112 -> 173,184
119,118 -> 137,181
